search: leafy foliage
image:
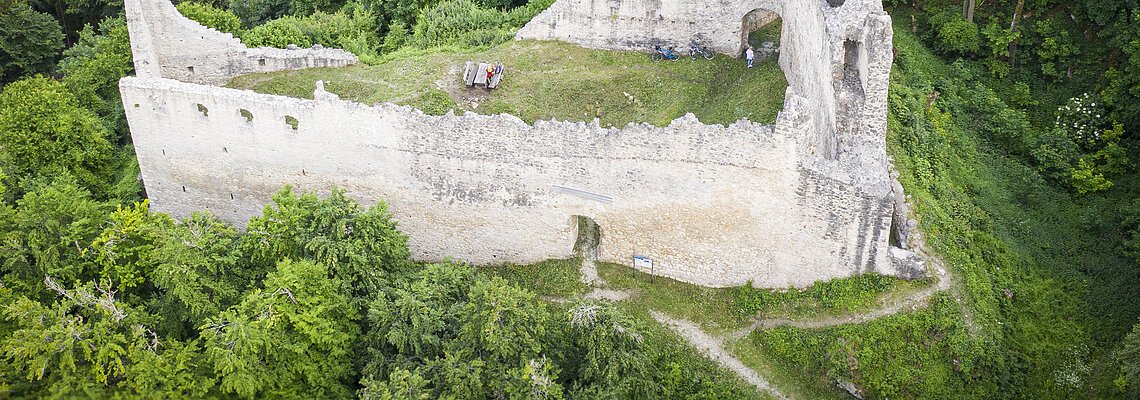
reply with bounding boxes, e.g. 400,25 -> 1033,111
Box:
202,259 -> 360,398
0,76 -> 116,196
0,1 -> 65,83
176,1 -> 243,35
407,0 -> 549,49
241,17 -> 312,47
57,17 -> 134,140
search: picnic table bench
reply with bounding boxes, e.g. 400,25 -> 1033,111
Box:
464,61 -> 504,89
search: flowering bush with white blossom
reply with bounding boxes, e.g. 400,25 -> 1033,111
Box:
1055,93 -> 1110,150
1032,93 -> 1129,193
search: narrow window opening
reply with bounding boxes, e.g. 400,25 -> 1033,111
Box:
258,58 -> 266,66
133,103 -> 139,108
196,103 -> 209,117
187,66 -> 195,74
223,147 -> 228,153
182,186 -> 186,192
162,149 -> 166,155
284,115 -> 299,130
230,193 -> 234,200
302,169 -> 306,176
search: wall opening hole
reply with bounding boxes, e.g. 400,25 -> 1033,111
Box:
258,58 -> 266,66
239,108 -> 253,123
182,186 -> 186,192
133,103 -> 139,108
842,39 -> 865,95
223,147 -> 228,153
187,66 -> 194,74
196,103 -> 209,117
827,0 -> 845,7
302,169 -> 306,176
572,215 -> 602,257
230,193 -> 234,200
741,9 -> 782,63
162,149 -> 166,155
284,115 -> 299,130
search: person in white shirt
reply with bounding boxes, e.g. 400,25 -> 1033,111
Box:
746,46 -> 755,68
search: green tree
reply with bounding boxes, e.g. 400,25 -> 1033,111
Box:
363,263 -> 562,398
176,1 -> 242,35
1119,321 -> 1140,396
241,8 -> 381,62
201,259 -> 360,399
89,200 -> 167,291
57,17 -> 133,139
1,277 -> 214,398
241,17 -> 313,47
242,187 -> 411,307
1031,93 -> 1129,193
0,1 -> 65,82
563,303 -> 654,397
937,17 -> 980,54
227,0 -> 291,28
0,76 -> 116,196
0,176 -> 108,299
148,211 -> 265,338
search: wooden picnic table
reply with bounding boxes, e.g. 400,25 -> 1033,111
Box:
463,61 -> 504,89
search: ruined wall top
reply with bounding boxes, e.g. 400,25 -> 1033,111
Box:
124,0 -> 358,85
118,0 -> 919,288
517,0 -> 894,162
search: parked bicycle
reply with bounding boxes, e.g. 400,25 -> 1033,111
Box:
689,40 -> 714,60
650,45 -> 681,62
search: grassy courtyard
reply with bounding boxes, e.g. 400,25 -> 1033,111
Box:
226,40 -> 787,127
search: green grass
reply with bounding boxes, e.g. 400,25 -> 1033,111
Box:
226,40 -> 787,127
595,261 -> 934,336
725,336 -> 849,400
724,22 -> 1140,398
477,257 -> 588,297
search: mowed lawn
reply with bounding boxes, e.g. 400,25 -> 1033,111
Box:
226,40 -> 787,127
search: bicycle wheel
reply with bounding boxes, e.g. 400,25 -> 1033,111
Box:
689,48 -> 697,60
650,52 -> 663,62
702,50 -> 714,60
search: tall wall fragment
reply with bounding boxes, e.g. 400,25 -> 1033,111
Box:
123,0 -> 358,85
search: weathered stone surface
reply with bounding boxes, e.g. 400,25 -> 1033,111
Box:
124,0 -> 357,86
119,0 -> 918,288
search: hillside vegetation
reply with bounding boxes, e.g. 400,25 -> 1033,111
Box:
227,40 -> 787,127
3,0 -> 1140,396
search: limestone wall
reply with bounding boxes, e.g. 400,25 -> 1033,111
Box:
124,0 -> 358,85
119,0 -> 918,288
121,76 -> 899,287
517,0 -> 895,161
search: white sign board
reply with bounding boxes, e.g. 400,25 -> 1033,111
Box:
633,255 -> 653,273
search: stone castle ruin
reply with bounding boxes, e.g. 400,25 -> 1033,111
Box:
120,0 -> 922,288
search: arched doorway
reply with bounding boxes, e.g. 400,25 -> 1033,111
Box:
572,215 -> 601,257
741,8 -> 781,61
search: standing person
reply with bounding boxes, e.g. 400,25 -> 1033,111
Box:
746,46 -> 755,68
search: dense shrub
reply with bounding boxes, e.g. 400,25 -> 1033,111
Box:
407,0 -> 552,49
242,17 -> 313,47
176,2 -> 243,35
242,8 -> 381,63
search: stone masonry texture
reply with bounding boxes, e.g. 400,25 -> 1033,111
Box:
120,0 -> 916,288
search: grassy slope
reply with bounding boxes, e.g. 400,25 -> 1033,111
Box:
718,24 -> 1140,399
227,40 -> 787,127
